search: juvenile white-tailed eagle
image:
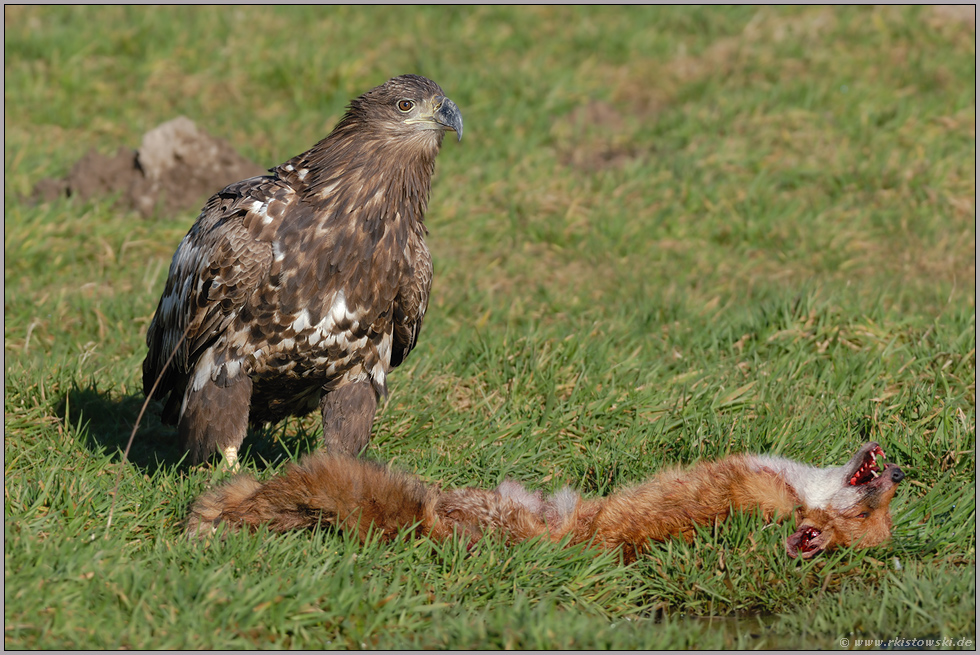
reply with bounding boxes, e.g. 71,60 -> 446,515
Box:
143,74 -> 462,468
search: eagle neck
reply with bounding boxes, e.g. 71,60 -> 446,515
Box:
277,125 -> 442,229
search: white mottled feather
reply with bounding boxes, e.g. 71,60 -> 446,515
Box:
290,310 -> 311,333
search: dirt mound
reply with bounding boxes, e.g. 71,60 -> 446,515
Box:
551,100 -> 641,173
32,116 -> 267,218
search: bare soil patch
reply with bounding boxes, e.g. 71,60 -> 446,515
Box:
930,5 -> 975,30
551,100 -> 642,173
31,116 -> 266,218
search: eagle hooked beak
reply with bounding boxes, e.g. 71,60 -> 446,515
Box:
413,95 -> 462,142
434,97 -> 463,142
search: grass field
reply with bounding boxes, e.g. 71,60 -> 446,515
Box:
4,5 -> 976,649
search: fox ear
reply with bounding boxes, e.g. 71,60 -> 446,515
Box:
785,529 -> 804,557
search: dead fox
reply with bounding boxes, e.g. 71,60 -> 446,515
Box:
186,442 -> 903,560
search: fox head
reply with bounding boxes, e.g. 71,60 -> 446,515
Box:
786,442 -> 904,558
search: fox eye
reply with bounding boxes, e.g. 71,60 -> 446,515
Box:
856,512 -> 869,519
397,99 -> 414,113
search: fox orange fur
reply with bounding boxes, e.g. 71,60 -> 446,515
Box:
186,442 -> 903,560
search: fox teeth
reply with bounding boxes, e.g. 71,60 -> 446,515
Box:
871,469 -> 879,478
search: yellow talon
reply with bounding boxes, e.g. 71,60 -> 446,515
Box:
222,446 -> 240,472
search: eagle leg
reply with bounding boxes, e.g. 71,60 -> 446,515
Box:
179,373 -> 252,468
320,380 -> 378,456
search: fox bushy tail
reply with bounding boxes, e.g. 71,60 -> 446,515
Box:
186,454 -> 449,542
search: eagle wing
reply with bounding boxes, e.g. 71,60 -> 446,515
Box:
143,176 -> 288,405
390,232 -> 432,369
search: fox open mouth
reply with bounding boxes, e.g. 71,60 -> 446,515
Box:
848,444 -> 885,486
796,526 -> 822,555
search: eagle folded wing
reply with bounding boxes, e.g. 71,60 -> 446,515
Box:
143,177 -> 286,403
391,236 -> 432,369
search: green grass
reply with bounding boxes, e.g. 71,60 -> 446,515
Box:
4,5 -> 975,649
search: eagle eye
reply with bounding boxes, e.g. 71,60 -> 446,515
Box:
397,99 -> 415,113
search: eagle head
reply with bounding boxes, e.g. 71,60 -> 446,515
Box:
343,74 -> 463,146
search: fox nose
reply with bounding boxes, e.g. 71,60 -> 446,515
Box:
890,467 -> 904,483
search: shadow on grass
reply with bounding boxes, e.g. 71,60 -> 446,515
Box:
54,383 -> 322,476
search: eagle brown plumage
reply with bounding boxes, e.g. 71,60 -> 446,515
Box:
142,74 -> 462,467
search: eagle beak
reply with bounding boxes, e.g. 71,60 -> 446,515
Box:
434,96 -> 463,142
